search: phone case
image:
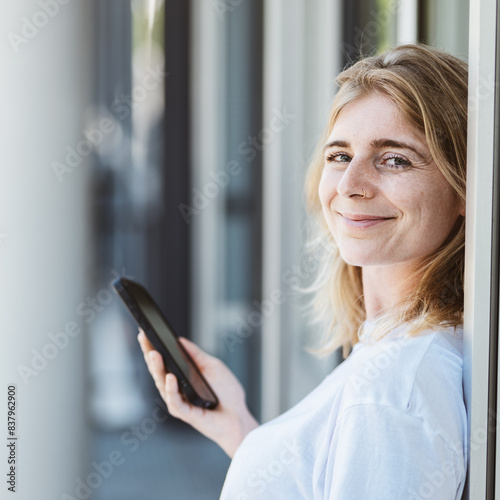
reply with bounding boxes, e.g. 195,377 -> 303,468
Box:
113,277 -> 219,409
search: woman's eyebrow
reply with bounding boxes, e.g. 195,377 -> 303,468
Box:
323,140 -> 349,153
370,138 -> 427,160
323,138 -> 428,161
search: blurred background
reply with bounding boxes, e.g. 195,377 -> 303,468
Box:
1,0 -> 468,499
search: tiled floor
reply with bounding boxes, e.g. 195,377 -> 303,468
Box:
91,417 -> 231,500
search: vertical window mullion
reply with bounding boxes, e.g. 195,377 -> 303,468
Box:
464,0 -> 499,498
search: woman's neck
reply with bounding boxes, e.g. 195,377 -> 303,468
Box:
362,262 -> 421,320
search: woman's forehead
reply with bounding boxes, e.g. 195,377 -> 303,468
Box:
327,94 -> 428,149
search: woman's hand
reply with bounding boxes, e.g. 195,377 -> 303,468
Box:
137,330 -> 258,458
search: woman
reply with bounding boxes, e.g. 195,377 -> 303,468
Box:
139,43 -> 468,498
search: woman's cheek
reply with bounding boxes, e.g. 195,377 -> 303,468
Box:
318,171 -> 337,210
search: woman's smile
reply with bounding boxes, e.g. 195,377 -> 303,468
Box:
338,211 -> 397,229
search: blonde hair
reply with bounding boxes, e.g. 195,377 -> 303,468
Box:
305,44 -> 468,357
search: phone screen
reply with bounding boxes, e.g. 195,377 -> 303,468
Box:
122,280 -> 216,405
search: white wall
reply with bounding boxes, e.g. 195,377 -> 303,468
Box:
0,1 -> 93,498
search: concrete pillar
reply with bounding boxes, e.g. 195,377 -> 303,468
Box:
0,1 -> 93,498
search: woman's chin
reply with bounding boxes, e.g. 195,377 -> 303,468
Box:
338,250 -> 386,268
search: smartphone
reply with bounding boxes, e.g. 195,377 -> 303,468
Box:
113,277 -> 218,410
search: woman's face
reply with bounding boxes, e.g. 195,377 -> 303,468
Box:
319,93 -> 464,269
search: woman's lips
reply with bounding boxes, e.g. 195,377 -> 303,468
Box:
338,212 -> 396,228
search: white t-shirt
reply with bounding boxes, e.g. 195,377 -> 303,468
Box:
219,323 -> 467,499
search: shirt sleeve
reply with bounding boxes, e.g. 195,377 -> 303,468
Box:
324,404 -> 465,500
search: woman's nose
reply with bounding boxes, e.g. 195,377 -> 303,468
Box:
336,160 -> 372,199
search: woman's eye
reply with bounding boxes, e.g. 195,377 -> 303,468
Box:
382,155 -> 412,168
325,153 -> 351,164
